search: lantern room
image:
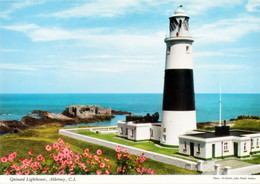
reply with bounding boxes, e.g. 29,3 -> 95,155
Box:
169,8 -> 190,38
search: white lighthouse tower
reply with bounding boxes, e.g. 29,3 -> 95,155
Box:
160,8 -> 196,146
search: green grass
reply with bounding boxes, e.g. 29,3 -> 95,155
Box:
231,119 -> 260,132
0,124 -> 198,175
75,130 -> 178,155
244,154 -> 260,164
74,129 -> 198,162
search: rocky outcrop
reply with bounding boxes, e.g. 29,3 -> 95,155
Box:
0,120 -> 29,134
0,108 -> 115,134
111,110 -> 131,115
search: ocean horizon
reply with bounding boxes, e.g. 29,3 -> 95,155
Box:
0,93 -> 259,126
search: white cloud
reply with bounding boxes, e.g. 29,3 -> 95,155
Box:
0,0 -> 46,19
192,16 -> 260,43
0,63 -> 38,71
1,24 -> 39,32
44,0 -> 142,18
195,64 -> 250,70
246,0 -> 260,12
183,0 -> 244,15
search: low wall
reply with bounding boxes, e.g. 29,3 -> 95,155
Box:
59,128 -> 201,171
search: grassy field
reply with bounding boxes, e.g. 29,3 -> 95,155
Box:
0,124 -> 198,175
231,119 -> 260,132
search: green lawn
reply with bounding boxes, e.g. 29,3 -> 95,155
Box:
75,129 -> 178,155
244,154 -> 260,164
0,124 -> 198,175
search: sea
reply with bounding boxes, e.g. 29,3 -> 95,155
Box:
0,94 -> 259,127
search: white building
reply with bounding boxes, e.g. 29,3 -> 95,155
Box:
179,126 -> 260,160
117,120 -> 161,142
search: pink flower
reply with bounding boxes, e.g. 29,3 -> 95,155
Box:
83,153 -> 88,158
116,167 -> 122,173
11,152 -> 17,159
105,170 -> 110,175
16,171 -> 22,175
99,163 -> 105,169
54,156 -> 59,162
84,148 -> 89,153
96,170 -> 102,175
96,149 -> 102,156
8,157 -> 13,163
108,165 -> 112,169
24,170 -> 30,175
28,151 -> 33,156
137,168 -> 141,173
37,154 -> 43,161
15,166 -> 20,171
124,149 -> 128,153
53,142 -> 59,148
104,158 -> 109,162
1,156 -> 7,163
150,170 -> 155,175
58,138 -> 64,145
66,143 -> 70,148
45,145 -> 52,151
19,157 -> 24,162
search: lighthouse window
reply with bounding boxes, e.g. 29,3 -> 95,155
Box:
126,128 -> 128,135
163,135 -> 166,141
244,143 -> 247,151
186,46 -> 189,52
163,128 -> 166,132
167,46 -> 171,54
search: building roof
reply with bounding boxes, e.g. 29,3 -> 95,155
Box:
184,130 -> 258,139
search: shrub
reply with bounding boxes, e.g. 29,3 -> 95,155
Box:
0,138 -> 154,175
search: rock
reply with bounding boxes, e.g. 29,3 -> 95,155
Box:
112,110 -> 131,115
0,120 -> 29,134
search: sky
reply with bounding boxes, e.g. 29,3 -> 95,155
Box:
0,0 -> 260,94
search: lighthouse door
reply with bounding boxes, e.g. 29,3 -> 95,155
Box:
190,142 -> 194,156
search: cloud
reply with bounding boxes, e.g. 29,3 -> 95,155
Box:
0,0 -> 46,19
183,0 -> 244,15
0,63 -> 38,71
43,0 -> 143,18
192,15 -> 260,43
246,0 -> 260,12
1,24 -> 39,32
195,64 -> 250,70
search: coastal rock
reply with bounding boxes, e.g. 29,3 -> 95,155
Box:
0,106 -> 127,134
0,120 -> 29,134
112,110 -> 132,115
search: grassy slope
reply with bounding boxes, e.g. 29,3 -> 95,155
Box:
0,124 -> 198,175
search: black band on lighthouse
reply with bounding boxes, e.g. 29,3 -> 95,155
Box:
162,69 -> 195,111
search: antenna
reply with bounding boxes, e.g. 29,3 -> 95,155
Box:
219,82 -> 222,126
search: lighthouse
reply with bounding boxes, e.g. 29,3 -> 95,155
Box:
160,8 -> 196,146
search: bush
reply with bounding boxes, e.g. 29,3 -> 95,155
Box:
0,138 -> 154,175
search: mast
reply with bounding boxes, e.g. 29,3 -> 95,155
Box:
219,82 -> 222,126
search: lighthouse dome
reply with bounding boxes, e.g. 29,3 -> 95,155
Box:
174,8 -> 185,14
171,8 -> 188,17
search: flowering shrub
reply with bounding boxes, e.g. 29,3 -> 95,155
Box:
115,145 -> 154,175
0,138 -> 154,175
